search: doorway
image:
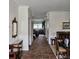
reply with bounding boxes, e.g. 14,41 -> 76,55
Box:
33,20 -> 46,39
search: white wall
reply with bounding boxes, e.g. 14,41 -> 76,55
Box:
45,18 -> 49,40
9,1 -> 33,50
18,6 -> 33,51
46,11 -> 70,44
9,0 -> 33,51
28,8 -> 33,46
32,19 -> 44,21
28,17 -> 33,46
9,0 -> 18,41
18,6 -> 29,51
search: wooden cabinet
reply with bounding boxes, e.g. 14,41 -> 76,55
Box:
55,31 -> 70,59
56,31 -> 70,39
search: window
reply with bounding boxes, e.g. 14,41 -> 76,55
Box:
33,23 -> 42,29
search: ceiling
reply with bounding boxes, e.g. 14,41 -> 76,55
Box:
14,0 -> 70,18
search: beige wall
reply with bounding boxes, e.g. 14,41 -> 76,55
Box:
46,11 -> 70,44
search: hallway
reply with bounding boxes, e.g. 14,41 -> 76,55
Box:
22,35 -> 56,59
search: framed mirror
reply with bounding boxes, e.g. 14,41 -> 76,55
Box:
12,17 -> 18,38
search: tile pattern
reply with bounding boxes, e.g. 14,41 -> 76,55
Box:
22,35 -> 56,59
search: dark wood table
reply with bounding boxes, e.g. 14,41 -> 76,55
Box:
9,40 -> 23,59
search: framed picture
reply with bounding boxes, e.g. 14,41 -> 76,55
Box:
63,22 -> 70,29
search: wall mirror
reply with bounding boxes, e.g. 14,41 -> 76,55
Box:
12,17 -> 18,38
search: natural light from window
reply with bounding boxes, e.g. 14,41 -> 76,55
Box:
33,23 -> 42,29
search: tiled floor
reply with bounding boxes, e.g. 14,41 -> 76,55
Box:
22,35 -> 56,59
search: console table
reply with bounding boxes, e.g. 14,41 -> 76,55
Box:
9,40 -> 23,59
